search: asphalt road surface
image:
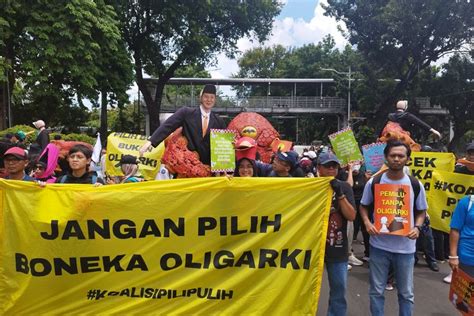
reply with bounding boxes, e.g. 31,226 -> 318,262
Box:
316,241 -> 459,316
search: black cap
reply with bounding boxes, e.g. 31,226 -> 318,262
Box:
115,154 -> 138,167
201,84 -> 216,95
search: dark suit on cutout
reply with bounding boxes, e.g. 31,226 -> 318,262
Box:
149,106 -> 226,165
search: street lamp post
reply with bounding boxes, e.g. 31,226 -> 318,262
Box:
321,67 -> 352,126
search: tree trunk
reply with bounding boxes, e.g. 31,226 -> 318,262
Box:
100,91 -> 108,145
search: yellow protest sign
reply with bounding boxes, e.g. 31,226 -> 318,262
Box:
105,132 -> 165,180
407,152 -> 455,191
0,177 -> 332,315
428,171 -> 474,233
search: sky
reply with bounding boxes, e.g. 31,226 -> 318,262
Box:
209,0 -> 348,84
128,0 -> 348,99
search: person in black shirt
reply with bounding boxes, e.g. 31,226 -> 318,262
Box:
317,152 -> 356,316
56,144 -> 104,185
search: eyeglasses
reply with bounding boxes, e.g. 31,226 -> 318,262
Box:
4,158 -> 24,163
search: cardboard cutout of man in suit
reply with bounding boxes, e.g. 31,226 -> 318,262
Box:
139,84 -> 226,165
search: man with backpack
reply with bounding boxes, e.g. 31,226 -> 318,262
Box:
359,140 -> 428,316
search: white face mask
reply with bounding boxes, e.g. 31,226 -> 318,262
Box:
352,164 -> 361,172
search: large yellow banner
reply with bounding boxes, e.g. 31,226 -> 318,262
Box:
105,132 -> 165,180
0,177 -> 332,315
428,171 -> 474,233
407,152 -> 455,191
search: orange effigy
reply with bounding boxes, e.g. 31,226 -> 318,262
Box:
160,127 -> 211,178
227,112 -> 280,163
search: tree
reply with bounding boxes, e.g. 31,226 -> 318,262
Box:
324,0 -> 473,127
433,54 -> 474,151
116,0 -> 281,131
0,0 -> 133,128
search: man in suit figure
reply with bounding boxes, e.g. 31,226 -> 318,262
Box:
139,84 -> 226,165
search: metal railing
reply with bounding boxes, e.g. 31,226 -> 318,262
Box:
161,96 -> 346,110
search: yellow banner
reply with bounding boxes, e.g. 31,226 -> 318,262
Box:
428,171 -> 474,233
105,132 -> 165,180
0,178 -> 332,315
407,152 -> 455,191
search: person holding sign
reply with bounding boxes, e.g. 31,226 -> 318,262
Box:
317,152 -> 356,316
359,141 -> 428,316
449,195 -> 474,276
139,84 -> 226,166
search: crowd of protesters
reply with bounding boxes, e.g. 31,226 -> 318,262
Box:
0,86 -> 472,316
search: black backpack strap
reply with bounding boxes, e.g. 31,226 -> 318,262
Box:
408,175 -> 421,212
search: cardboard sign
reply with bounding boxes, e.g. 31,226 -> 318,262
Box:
362,142 -> 386,173
210,129 -> 237,172
428,170 -> 474,233
407,152 -> 455,191
105,132 -> 165,180
373,183 -> 411,235
449,268 -> 474,315
328,127 -> 363,166
271,139 -> 293,153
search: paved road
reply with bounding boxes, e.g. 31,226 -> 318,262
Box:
316,241 -> 458,316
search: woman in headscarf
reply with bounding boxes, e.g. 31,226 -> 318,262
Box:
115,155 -> 143,183
32,143 -> 59,183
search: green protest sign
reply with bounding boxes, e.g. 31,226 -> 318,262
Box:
210,129 -> 237,172
328,127 -> 363,166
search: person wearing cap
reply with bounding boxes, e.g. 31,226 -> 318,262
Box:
234,137 -> 258,177
454,142 -> 474,175
3,146 -> 34,181
55,144 -> 104,185
11,131 -> 27,147
139,84 -> 226,166
268,150 -> 298,177
114,154 -> 143,183
317,151 -> 356,316
32,119 -> 50,155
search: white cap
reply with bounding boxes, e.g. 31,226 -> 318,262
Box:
33,120 -> 45,128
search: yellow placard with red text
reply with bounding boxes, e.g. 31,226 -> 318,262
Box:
0,177 -> 332,315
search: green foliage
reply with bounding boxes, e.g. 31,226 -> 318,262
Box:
115,0 -> 282,131
1,0 -> 133,126
86,102 -> 144,134
0,124 -> 36,143
324,0 -> 474,123
432,54 -> 474,151
234,35 -> 363,99
59,133 -> 95,144
354,125 -> 376,146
